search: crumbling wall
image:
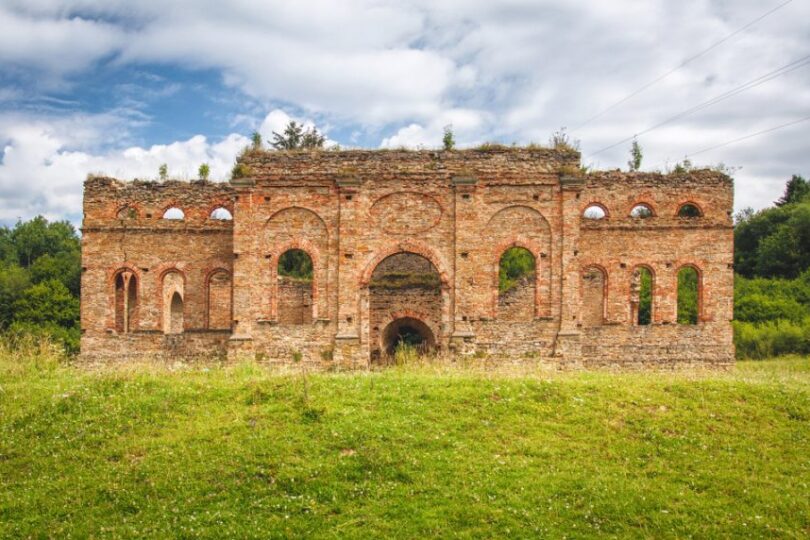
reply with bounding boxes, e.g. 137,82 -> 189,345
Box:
80,177 -> 235,362
81,150 -> 735,369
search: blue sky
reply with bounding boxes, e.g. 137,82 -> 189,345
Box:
1,0 -> 808,226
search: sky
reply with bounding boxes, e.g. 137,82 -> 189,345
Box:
0,0 -> 808,226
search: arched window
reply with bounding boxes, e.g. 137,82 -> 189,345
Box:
114,270 -> 137,333
162,270 -> 184,334
677,266 -> 700,325
368,251 -> 442,363
630,204 -> 654,218
162,207 -> 185,220
117,206 -> 138,220
277,249 -> 314,325
631,267 -> 653,325
497,247 -> 536,321
210,207 -> 233,220
582,204 -> 607,220
207,270 -> 232,329
169,292 -> 184,334
582,266 -> 606,327
677,203 -> 702,218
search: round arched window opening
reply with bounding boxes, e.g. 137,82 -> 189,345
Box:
382,317 -> 436,356
677,203 -> 702,218
630,204 -> 654,218
210,207 -> 233,220
583,205 -> 607,220
277,249 -> 314,325
163,207 -> 185,220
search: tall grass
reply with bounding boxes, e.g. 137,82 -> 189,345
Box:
0,332 -> 66,378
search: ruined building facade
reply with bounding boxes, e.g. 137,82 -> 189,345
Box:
80,148 -> 735,368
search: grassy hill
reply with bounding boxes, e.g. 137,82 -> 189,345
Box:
1,348 -> 808,538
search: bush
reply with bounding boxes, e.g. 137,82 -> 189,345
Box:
733,318 -> 810,359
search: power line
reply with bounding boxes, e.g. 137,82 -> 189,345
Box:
682,114 -> 810,159
571,0 -> 794,131
586,53 -> 810,158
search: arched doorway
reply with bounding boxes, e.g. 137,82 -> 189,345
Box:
382,317 -> 436,356
367,251 -> 443,363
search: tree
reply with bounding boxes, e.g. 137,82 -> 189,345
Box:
301,126 -> 325,149
0,263 -> 30,327
159,163 -> 168,180
13,279 -> 79,328
498,247 -> 535,293
272,121 -> 303,150
10,217 -> 79,268
271,121 -> 325,150
198,163 -> 210,181
442,125 -> 455,151
628,138 -> 643,171
251,131 -> 262,149
776,175 -> 809,206
30,251 -> 81,296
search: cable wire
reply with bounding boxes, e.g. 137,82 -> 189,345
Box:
571,0 -> 794,131
683,114 -> 810,158
587,53 -> 810,157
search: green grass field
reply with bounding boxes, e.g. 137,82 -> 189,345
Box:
1,348 -> 808,538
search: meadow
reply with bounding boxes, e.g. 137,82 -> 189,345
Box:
1,345 -> 808,538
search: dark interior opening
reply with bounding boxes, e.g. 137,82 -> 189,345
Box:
382,317 -> 435,356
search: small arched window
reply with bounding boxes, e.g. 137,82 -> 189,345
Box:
210,207 -> 233,220
114,270 -> 138,333
582,266 -> 607,327
630,204 -> 654,218
162,270 -> 185,334
277,249 -> 314,325
163,207 -> 185,220
583,204 -> 607,220
631,267 -> 653,325
677,203 -> 703,218
117,206 -> 138,220
497,247 -> 536,321
677,266 -> 700,325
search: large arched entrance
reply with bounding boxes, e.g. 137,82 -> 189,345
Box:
367,252 -> 443,363
382,317 -> 436,356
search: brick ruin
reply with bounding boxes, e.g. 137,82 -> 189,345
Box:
80,147 -> 735,368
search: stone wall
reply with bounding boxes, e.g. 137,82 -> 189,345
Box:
81,148 -> 735,369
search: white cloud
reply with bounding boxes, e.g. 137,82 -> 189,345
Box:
0,108 -> 348,224
0,111 -> 250,223
1,0 -> 809,216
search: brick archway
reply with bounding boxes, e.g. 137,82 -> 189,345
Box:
491,238 -> 545,319
362,247 -> 448,363
359,240 -> 450,288
268,238 -> 322,322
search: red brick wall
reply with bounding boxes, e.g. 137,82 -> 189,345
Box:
81,149 -> 734,368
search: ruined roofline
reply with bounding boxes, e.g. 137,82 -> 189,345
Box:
586,168 -> 734,186
237,145 -> 582,159
84,175 -> 231,188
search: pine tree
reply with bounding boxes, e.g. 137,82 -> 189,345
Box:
776,175 -> 809,206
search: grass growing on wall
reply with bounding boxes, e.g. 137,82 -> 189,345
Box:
1,345 -> 808,538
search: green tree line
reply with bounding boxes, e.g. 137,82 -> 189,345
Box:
1,175 -> 808,359
733,175 -> 810,358
0,217 -> 81,353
